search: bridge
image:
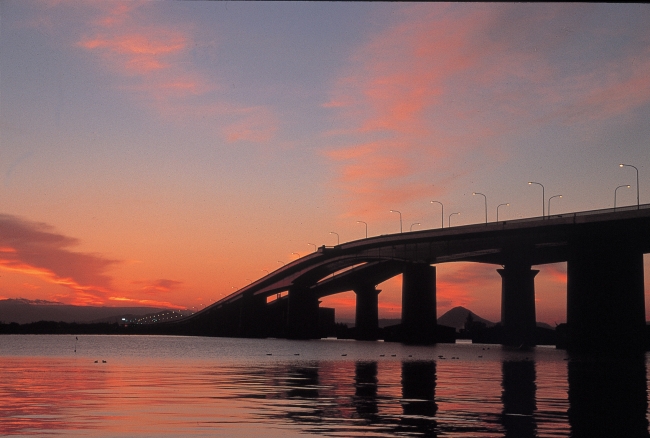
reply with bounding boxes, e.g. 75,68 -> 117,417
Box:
169,204 -> 650,354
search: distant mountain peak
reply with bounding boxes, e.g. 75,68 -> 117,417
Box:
437,306 -> 495,330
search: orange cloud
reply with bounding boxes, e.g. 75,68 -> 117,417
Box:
132,279 -> 183,295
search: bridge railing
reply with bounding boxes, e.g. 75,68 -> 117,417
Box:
494,203 -> 650,226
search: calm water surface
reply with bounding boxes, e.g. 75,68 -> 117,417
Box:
0,335 -> 648,437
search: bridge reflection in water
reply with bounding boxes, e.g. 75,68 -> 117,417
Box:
171,205 -> 650,355
264,356 -> 648,438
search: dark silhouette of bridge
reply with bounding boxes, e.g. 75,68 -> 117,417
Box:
170,204 -> 650,354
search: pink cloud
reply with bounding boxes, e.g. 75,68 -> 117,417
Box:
76,2 -> 277,144
323,4 -> 650,218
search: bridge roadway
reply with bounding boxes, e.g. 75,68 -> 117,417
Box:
170,204 -> 650,354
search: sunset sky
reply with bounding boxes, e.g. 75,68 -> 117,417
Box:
1,2 -> 649,324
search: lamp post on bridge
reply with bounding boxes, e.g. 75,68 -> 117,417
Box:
357,220 -> 368,238
390,210 -> 403,233
496,203 -> 509,222
307,243 -> 317,252
619,164 -> 640,209
528,181 -> 545,218
615,185 -> 631,210
449,212 -> 460,227
430,200 -> 444,229
548,195 -> 562,217
292,252 -> 300,259
329,231 -> 339,245
410,222 -> 420,231
473,192 -> 487,223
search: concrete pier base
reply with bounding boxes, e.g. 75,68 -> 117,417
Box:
498,264 -> 539,347
286,286 -> 320,339
354,284 -> 380,341
239,292 -> 268,338
567,231 -> 645,354
401,263 -> 436,345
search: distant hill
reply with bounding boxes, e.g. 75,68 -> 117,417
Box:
437,306 -> 496,330
0,298 -> 179,324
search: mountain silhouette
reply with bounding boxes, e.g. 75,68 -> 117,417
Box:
437,306 -> 496,330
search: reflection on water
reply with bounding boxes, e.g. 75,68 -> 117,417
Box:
501,360 -> 536,438
568,356 -> 649,438
0,335 -> 647,436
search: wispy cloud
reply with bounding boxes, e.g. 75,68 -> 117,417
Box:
75,2 -> 277,144
323,3 -> 650,217
132,278 -> 183,296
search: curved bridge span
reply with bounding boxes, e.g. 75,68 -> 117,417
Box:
171,205 -> 650,353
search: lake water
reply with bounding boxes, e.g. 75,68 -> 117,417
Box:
0,335 -> 648,437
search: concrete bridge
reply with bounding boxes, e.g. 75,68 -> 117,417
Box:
170,204 -> 650,354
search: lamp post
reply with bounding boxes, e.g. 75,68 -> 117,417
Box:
496,203 -> 509,222
615,185 -> 631,210
430,201 -> 444,229
619,164 -> 640,209
548,195 -> 562,217
307,243 -> 317,252
292,252 -> 300,259
473,192 -> 487,223
262,269 -> 269,275
410,222 -> 420,231
357,220 -> 368,238
390,210 -> 402,233
449,212 -> 460,227
329,231 -> 339,245
277,261 -> 285,266
528,182 -> 545,217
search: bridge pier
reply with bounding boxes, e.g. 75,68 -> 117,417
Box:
286,285 -> 320,339
239,293 -> 268,338
354,284 -> 380,341
567,231 -> 645,354
401,263 -> 436,344
498,263 -> 539,347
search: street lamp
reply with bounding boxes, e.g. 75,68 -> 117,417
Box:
277,261 -> 285,266
292,252 -> 300,259
548,195 -> 562,217
528,182 -> 545,217
262,269 -> 269,275
390,210 -> 403,233
357,220 -> 368,238
619,164 -> 640,209
307,243 -> 317,252
615,185 -> 631,210
410,222 -> 420,231
430,201 -> 444,228
496,203 -> 509,222
449,212 -> 460,227
329,231 -> 339,245
473,192 -> 487,223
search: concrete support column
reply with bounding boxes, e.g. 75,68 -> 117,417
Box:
354,284 -> 380,341
498,264 -> 539,347
286,285 -> 320,340
567,232 -> 645,354
401,263 -> 436,344
239,293 -> 268,338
